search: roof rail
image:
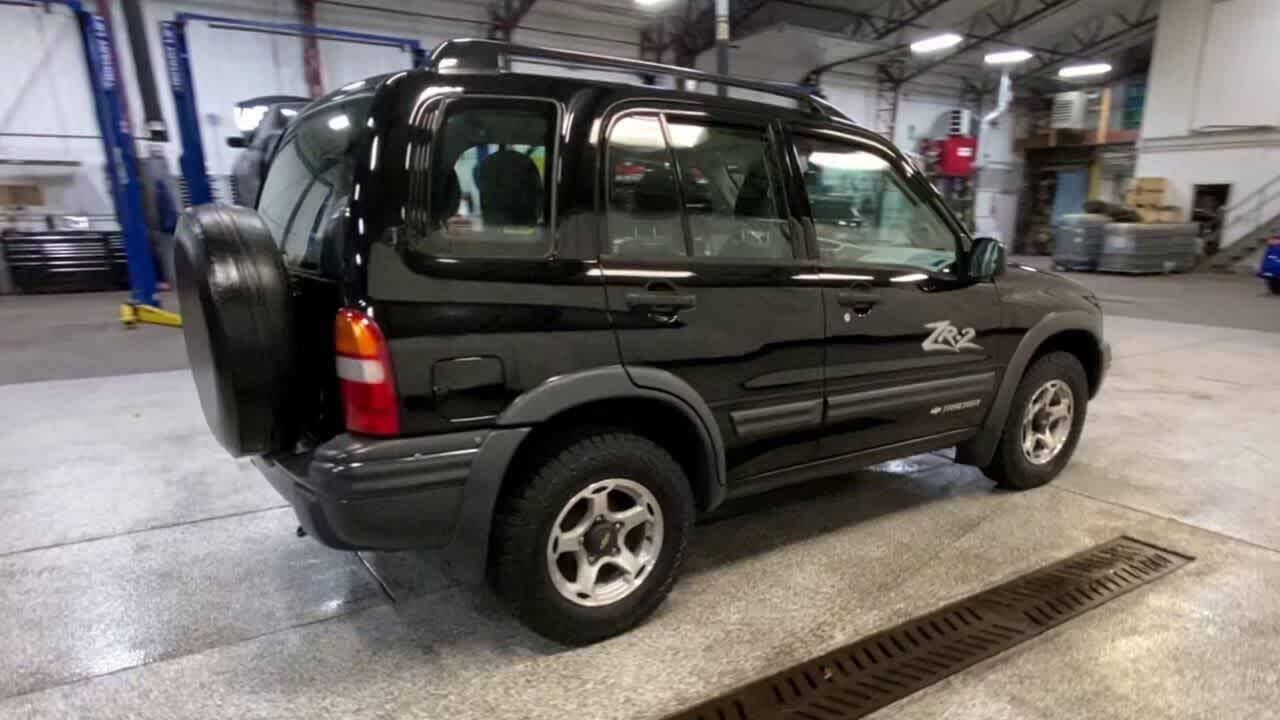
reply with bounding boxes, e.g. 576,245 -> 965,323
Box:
428,38 -> 848,120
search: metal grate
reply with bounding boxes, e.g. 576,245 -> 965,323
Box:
664,537 -> 1192,720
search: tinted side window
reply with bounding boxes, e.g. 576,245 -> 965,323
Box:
605,115 -> 794,261
411,101 -> 555,258
606,115 -> 685,257
793,135 -> 958,273
667,121 -> 792,260
257,97 -> 368,269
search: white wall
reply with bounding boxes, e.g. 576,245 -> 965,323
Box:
1137,0 -> 1280,245
0,3 -> 113,216
103,0 -> 497,195
7,0 -> 991,221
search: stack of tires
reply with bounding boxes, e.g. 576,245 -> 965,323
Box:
1099,223 -> 1200,274
1052,214 -> 1110,271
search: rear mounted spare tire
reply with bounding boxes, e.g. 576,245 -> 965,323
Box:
174,204 -> 296,457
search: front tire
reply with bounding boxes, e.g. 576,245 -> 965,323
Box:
984,352 -> 1088,490
491,429 -> 694,645
1268,277 -> 1280,295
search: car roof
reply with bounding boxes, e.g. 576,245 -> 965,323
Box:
378,68 -> 892,146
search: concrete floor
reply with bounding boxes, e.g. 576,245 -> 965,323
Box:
1,271 -> 1278,718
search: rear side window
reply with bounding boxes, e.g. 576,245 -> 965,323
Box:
257,96 -> 370,270
606,113 -> 793,260
411,99 -> 556,258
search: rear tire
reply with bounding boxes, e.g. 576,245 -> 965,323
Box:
984,352 -> 1088,490
1268,277 -> 1280,295
491,429 -> 694,645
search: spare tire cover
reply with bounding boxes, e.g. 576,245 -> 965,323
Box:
174,204 -> 295,457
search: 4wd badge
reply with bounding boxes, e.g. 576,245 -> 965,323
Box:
922,320 -> 982,353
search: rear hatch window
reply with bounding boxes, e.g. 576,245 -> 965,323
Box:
257,95 -> 373,273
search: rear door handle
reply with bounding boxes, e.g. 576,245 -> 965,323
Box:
625,291 -> 697,313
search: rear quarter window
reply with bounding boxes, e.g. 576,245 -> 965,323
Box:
257,95 -> 371,271
405,97 -> 558,259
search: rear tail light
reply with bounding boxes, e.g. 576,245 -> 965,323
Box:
334,308 -> 399,436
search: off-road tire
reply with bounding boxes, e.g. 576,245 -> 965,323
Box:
984,352 -> 1089,490
491,429 -> 695,645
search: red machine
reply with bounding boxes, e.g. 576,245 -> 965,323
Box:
940,135 -> 977,177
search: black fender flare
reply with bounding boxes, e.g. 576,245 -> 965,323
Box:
959,310 -> 1102,467
442,365 -> 725,584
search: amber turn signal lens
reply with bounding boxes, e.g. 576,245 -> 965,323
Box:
335,308 -> 384,358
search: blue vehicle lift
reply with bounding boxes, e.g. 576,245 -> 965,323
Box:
160,13 -> 427,207
20,0 -> 173,323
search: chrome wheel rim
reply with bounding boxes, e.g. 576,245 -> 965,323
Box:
546,478 -> 664,607
1021,379 -> 1075,465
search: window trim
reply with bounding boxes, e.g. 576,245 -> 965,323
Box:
413,94 -> 564,261
786,125 -> 968,274
599,103 -> 807,265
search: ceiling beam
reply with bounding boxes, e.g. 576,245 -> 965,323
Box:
1021,7 -> 1158,79
898,0 -> 1086,83
870,0 -> 958,40
488,0 -> 539,40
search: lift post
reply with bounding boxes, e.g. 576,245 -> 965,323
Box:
159,13 -> 427,208
54,0 -> 173,324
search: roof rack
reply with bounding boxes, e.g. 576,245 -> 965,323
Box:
427,38 -> 848,121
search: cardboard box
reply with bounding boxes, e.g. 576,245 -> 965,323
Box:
1137,206 -> 1183,223
1135,188 -> 1166,207
1135,177 -> 1168,192
0,184 -> 43,207
1124,188 -> 1139,207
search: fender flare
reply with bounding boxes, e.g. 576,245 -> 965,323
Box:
442,365 -> 726,584
959,310 -> 1102,467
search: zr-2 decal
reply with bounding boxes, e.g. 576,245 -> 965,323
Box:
922,320 -> 982,353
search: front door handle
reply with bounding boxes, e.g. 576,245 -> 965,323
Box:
625,291 -> 697,314
836,288 -> 880,313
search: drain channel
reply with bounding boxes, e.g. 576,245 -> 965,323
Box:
664,536 -> 1192,720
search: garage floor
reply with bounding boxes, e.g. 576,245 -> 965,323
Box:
2,266 -> 1278,719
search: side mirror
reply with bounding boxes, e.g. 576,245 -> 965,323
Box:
969,237 -> 1006,280
226,136 -> 247,149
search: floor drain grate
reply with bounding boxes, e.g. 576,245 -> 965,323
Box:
664,536 -> 1192,720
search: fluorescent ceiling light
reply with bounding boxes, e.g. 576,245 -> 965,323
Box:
984,49 -> 1033,65
280,108 -> 298,117
910,33 -> 962,54
666,123 -> 708,148
1058,63 -> 1112,78
809,151 -> 888,172
327,114 -> 351,131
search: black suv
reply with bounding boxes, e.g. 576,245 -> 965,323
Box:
175,39 -> 1110,645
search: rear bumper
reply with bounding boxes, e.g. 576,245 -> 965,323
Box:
254,428 -> 523,552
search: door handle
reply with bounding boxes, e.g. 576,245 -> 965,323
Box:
836,288 -> 880,309
625,291 -> 697,313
